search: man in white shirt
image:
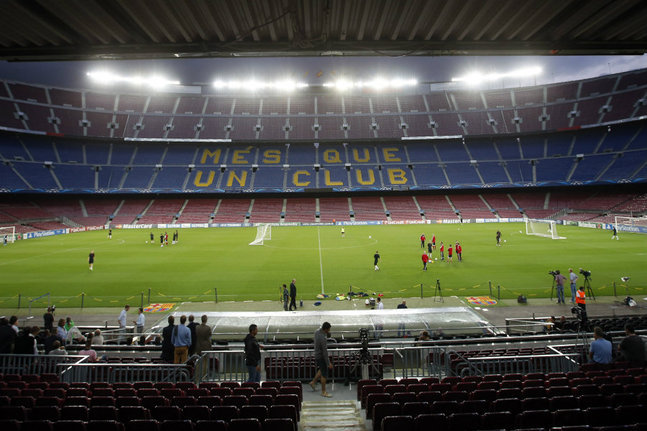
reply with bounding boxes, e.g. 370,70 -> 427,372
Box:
568,268 -> 579,304
377,297 -> 384,310
134,307 -> 145,334
118,305 -> 129,344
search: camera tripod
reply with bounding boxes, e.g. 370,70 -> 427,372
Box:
583,275 -> 595,301
433,279 -> 443,302
550,276 -> 556,301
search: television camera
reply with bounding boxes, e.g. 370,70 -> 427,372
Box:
579,269 -> 592,278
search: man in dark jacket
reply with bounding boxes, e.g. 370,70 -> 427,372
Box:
289,279 -> 297,311
161,315 -> 175,362
0,317 -> 16,353
244,324 -> 261,383
187,314 -> 198,355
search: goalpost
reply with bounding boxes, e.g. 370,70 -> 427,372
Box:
249,223 -> 272,245
525,218 -> 566,239
0,226 -> 16,244
614,215 -> 647,233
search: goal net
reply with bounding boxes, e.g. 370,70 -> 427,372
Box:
525,219 -> 566,239
249,223 -> 272,246
614,216 -> 647,233
0,226 -> 16,244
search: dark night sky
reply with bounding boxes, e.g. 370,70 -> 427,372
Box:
0,55 -> 645,90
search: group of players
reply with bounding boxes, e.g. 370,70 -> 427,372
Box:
148,230 -> 179,247
419,233 -> 463,271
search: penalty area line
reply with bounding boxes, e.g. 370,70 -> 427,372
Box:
317,227 -> 324,295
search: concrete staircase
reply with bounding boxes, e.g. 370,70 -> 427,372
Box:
300,399 -> 365,430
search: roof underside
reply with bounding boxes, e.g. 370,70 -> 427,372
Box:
1,0 -> 646,61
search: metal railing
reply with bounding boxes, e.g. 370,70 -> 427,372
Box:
0,354 -> 89,375
459,351 -> 581,376
58,361 -> 192,383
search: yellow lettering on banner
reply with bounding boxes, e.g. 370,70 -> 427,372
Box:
324,169 -> 343,186
193,170 -> 215,187
355,169 -> 375,185
387,168 -> 408,185
323,149 -> 342,163
383,147 -> 401,162
200,149 -> 222,164
226,170 -> 248,187
292,170 -> 311,187
262,149 -> 281,164
232,146 -> 253,164
352,148 -> 371,163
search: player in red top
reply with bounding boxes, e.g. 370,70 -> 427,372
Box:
421,252 -> 429,271
439,242 -> 445,260
456,242 -> 462,262
448,245 -> 453,262
420,234 -> 426,248
431,234 -> 436,250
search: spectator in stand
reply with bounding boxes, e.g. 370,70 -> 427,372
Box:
589,326 -> 612,365
309,322 -> 333,398
9,316 -> 18,334
569,268 -> 579,304
42,330 -> 58,353
43,306 -> 54,332
56,318 -> 68,343
118,305 -> 129,344
64,316 -> 75,331
79,340 -> 99,362
617,324 -> 645,366
171,315 -> 191,364
187,314 -> 198,355
195,315 -> 212,355
15,326 -> 40,355
244,324 -> 262,383
0,317 -> 16,353
92,329 -> 104,345
48,340 -> 67,356
134,307 -> 145,334
397,301 -> 408,337
161,315 -> 175,363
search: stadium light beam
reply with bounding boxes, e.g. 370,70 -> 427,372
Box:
87,71 -> 180,89
452,66 -> 542,85
211,79 -> 308,92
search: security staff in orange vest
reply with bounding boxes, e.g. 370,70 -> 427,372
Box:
576,285 -> 587,324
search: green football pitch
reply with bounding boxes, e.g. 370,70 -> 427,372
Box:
0,223 -> 645,308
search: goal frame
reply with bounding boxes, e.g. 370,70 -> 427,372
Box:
249,223 -> 272,246
0,226 -> 16,243
525,218 -> 566,240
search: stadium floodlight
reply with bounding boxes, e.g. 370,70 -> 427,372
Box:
451,66 -> 542,85
87,71 -> 180,89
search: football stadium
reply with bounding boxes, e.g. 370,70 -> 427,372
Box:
1,2 -> 647,430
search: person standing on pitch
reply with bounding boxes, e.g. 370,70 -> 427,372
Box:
108,228 -> 112,239
309,322 -> 333,397
150,232 -> 154,244
289,279 -> 297,311
612,226 -> 619,240
496,230 -> 502,246
456,242 -> 462,262
244,324 -> 262,383
282,284 -> 289,311
439,242 -> 445,260
554,270 -> 566,304
88,250 -> 95,271
341,227 -> 345,238
374,250 -> 380,271
568,268 -> 579,304
420,233 -> 426,248
421,251 -> 429,271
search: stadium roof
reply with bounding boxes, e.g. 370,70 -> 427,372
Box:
1,0 -> 647,61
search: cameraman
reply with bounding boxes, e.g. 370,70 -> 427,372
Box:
568,268 -> 578,304
554,270 -> 566,304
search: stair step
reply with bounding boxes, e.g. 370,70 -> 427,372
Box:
301,400 -> 365,430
